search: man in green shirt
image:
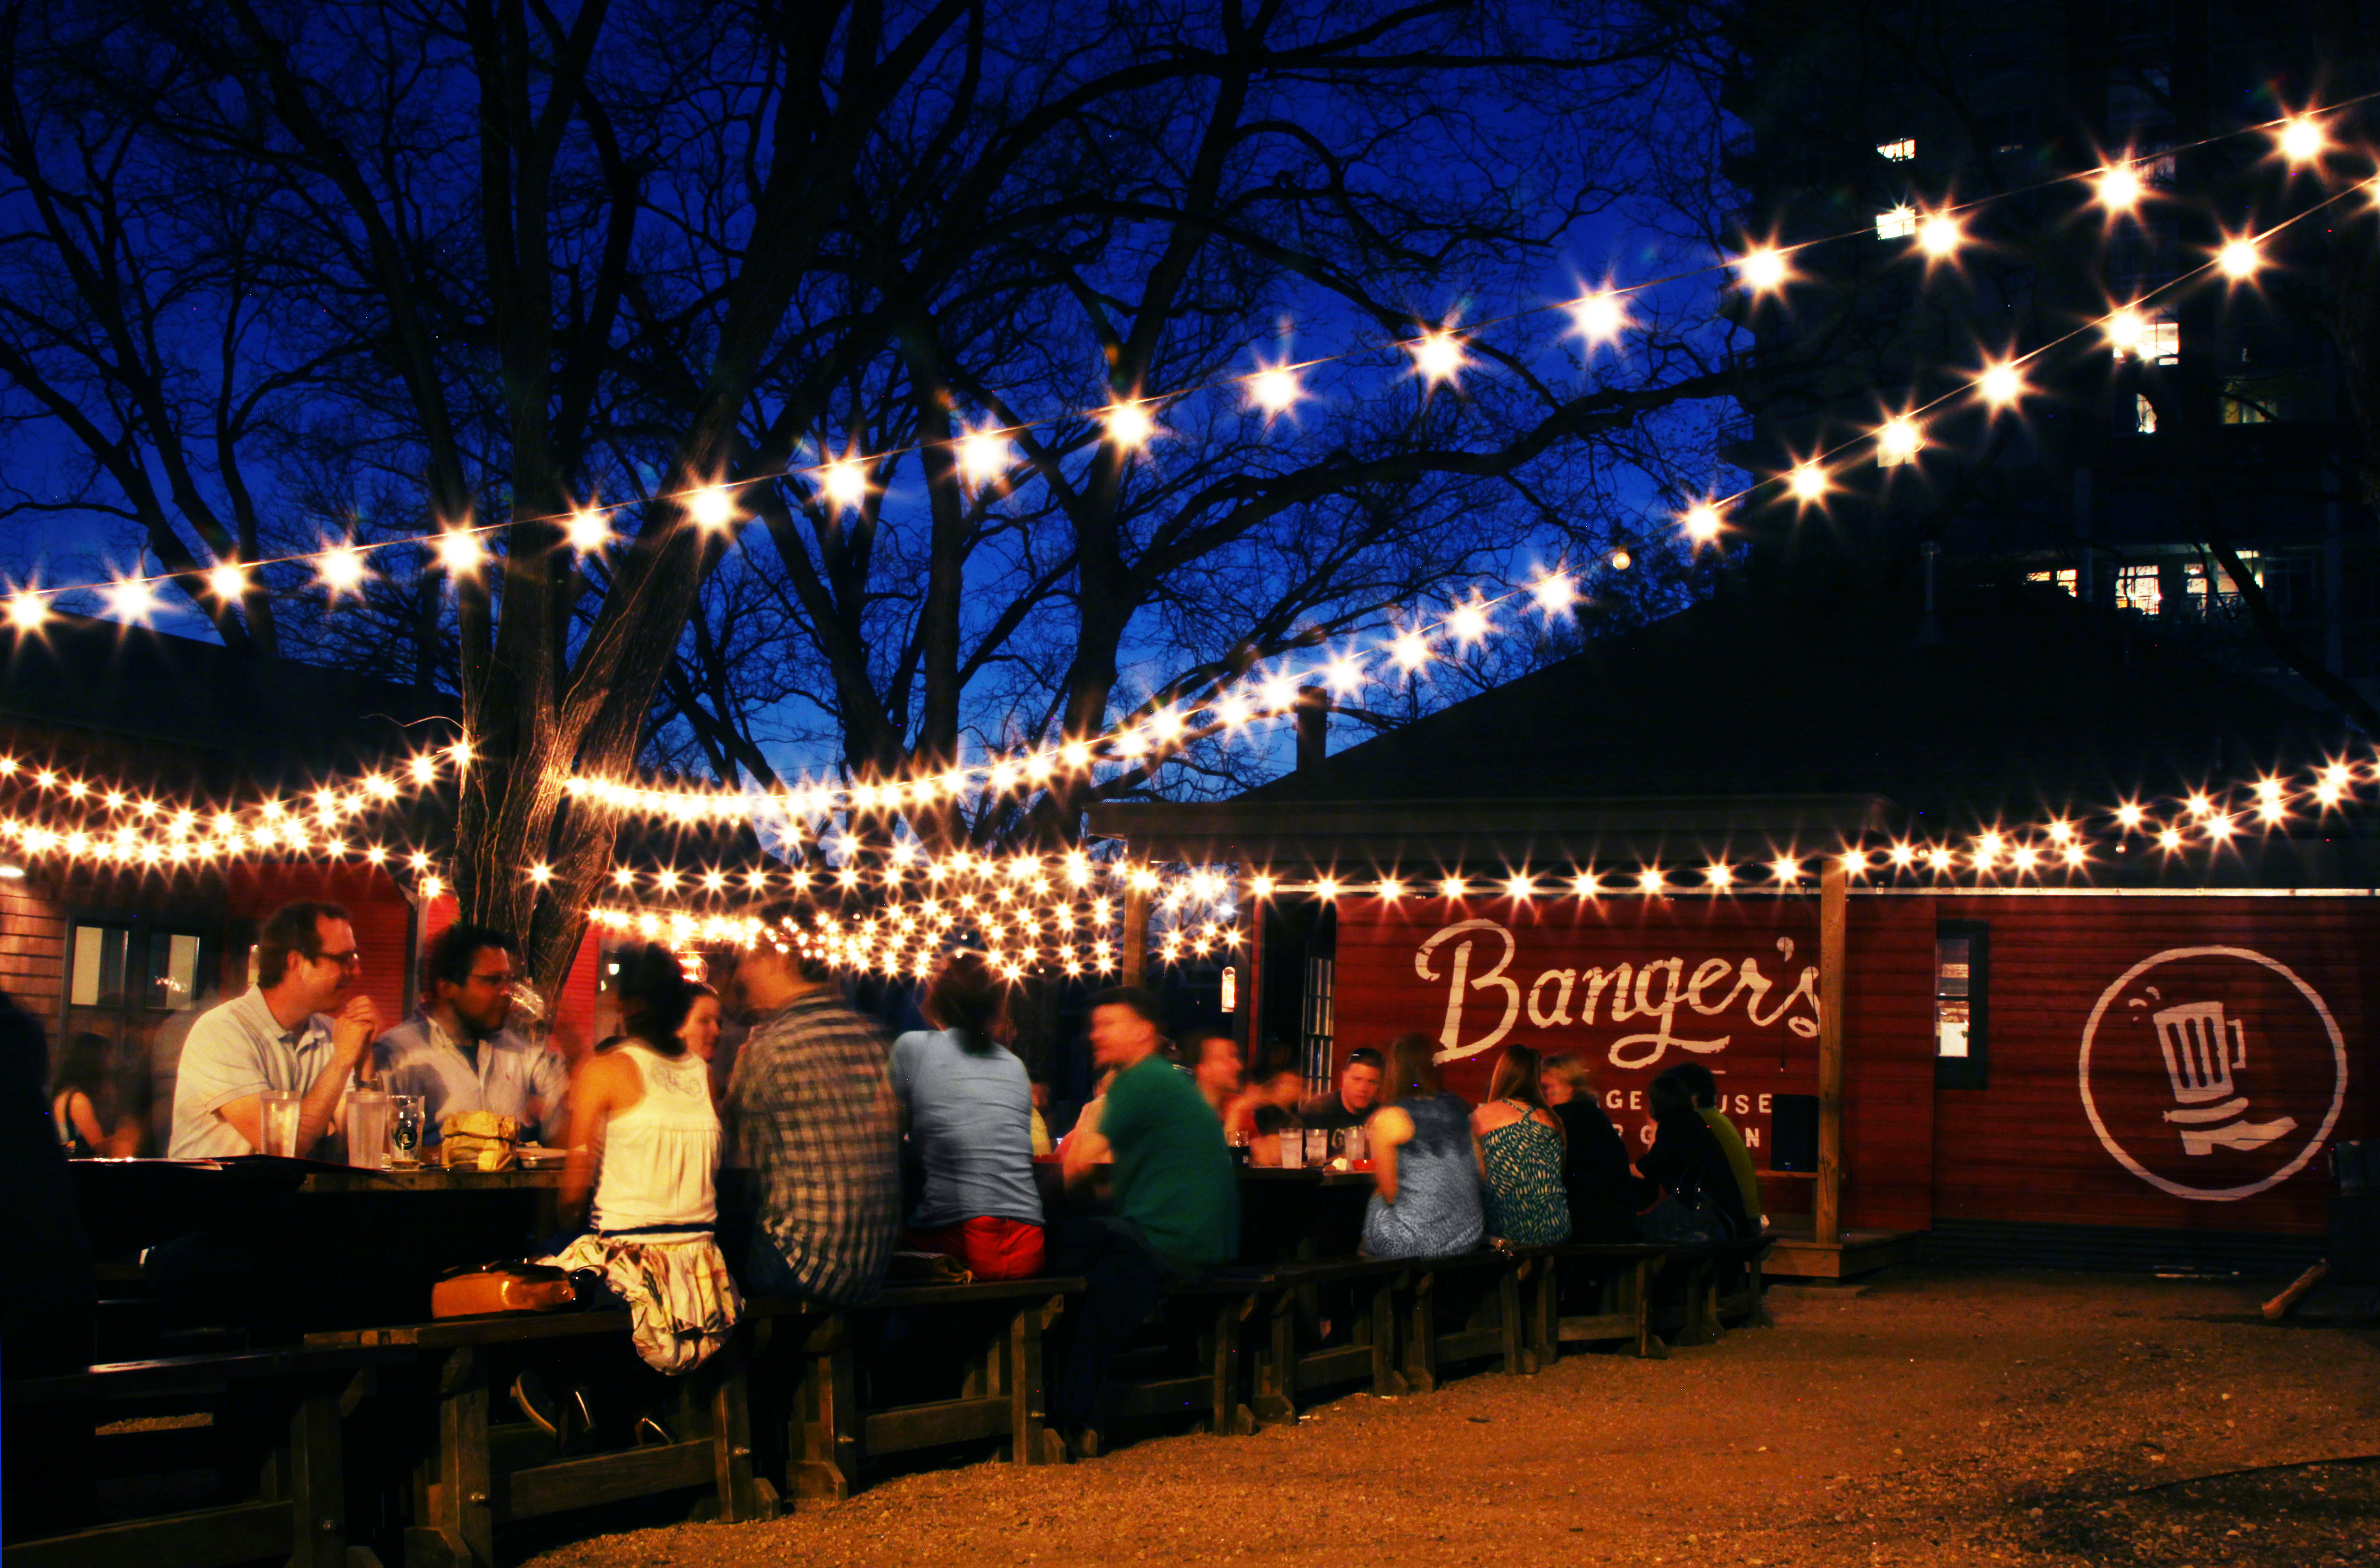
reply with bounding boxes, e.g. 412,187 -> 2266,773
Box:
1052,987 -> 1237,1445
1670,1062 -> 1763,1228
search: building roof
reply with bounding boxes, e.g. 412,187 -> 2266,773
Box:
0,614 -> 457,795
1091,583 -> 2366,876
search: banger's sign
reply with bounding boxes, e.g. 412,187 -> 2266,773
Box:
1332,898 -> 1827,1152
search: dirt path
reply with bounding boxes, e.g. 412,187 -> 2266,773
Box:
526,1268 -> 2380,1567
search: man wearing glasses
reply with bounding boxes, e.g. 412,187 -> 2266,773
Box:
168,901 -> 383,1158
373,922 -> 569,1148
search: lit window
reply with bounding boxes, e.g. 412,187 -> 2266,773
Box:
1874,205 -> 1916,240
1878,138 -> 1915,162
2142,317 -> 2179,365
2134,394 -> 2158,434
1936,922 -> 1987,1088
2221,379 -> 2273,424
2026,569 -> 2078,597
2115,563 -> 2162,614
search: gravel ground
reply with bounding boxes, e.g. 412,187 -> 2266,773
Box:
524,1267 -> 2380,1568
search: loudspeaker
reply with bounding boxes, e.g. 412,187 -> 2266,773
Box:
1771,1093 -> 1819,1173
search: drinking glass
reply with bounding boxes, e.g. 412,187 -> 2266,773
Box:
1278,1129 -> 1304,1169
1305,1128 -> 1329,1167
1344,1125 -> 1368,1163
389,1094 -> 424,1168
260,1089 -> 303,1159
346,1089 -> 391,1170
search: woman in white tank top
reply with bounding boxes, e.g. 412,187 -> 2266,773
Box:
548,946 -> 741,1373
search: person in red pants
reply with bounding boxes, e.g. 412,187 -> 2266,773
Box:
891,954 -> 1045,1279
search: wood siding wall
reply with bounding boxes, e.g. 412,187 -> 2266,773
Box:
1328,895 -> 1938,1232
1926,894 -> 2377,1237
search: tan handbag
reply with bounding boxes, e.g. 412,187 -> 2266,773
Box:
432,1260 -> 576,1317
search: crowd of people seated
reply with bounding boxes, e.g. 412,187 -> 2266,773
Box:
29,898 -> 1771,1454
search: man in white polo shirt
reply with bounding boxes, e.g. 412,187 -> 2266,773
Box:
373,922 -> 568,1147
168,901 -> 382,1159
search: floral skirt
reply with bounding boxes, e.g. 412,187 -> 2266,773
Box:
546,1230 -> 743,1374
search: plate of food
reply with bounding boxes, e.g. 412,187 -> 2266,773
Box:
515,1145 -> 568,1165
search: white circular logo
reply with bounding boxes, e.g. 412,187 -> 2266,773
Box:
2078,946 -> 2348,1202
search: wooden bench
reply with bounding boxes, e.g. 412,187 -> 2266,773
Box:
307,1310 -> 772,1568
1531,1242 -> 1671,1361
1393,1246 -> 1535,1394
1073,1273 -> 1261,1456
3,1345 -> 402,1568
1669,1235 -> 1774,1346
1244,1257 -> 1409,1426
750,1277 -> 1075,1500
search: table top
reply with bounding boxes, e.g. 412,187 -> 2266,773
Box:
297,1162 -> 570,1192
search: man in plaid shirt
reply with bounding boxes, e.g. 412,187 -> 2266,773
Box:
725,927 -> 901,1304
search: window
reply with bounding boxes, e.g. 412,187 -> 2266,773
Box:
70,923 -> 202,1011
1301,953 -> 1335,1091
1877,137 -> 1915,162
1936,921 -> 1988,1089
2027,568 -> 2079,596
2115,316 -> 2179,366
2261,554 -> 2316,619
2116,563 -> 2162,614
2134,394 -> 2158,434
1874,205 -> 1916,240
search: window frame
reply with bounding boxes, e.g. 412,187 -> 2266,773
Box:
1935,919 -> 1989,1090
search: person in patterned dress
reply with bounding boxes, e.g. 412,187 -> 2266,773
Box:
1471,1044 -> 1571,1246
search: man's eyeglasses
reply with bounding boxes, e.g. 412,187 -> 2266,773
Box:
313,949 -> 365,972
466,971 -> 517,988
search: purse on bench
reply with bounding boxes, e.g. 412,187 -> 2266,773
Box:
433,1260 -> 578,1317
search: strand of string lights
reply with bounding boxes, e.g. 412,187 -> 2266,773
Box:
8,94 -> 2366,636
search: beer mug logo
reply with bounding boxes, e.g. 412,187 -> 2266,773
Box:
2079,947 -> 2348,1202
2146,999 -> 2296,1156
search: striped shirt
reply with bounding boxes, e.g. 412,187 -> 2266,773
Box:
727,991 -> 901,1304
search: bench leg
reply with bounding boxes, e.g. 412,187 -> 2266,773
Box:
1630,1260 -> 1670,1361
414,1347 -> 493,1568
705,1339 -> 775,1522
1673,1259 -> 1723,1348
288,1375 -> 350,1568
1204,1298 -> 1254,1437
1499,1262 -> 1528,1376
1400,1271 -> 1438,1395
1252,1291 -> 1296,1428
789,1317 -> 857,1503
1008,1296 -> 1057,1465
1367,1276 -> 1407,1396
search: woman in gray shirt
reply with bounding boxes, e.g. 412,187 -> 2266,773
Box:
889,953 -> 1045,1278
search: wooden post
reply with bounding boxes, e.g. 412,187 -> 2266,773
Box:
1121,882 -> 1150,987
1815,861 -> 1849,1247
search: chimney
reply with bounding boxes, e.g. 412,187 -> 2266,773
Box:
1294,685 -> 1329,770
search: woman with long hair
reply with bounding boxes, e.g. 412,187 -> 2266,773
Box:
50,1032 -> 138,1158
1539,1054 -> 1651,1242
549,944 -> 740,1374
890,952 -> 1044,1279
1635,1070 -> 1751,1244
1470,1044 -> 1570,1246
1359,1032 -> 1483,1258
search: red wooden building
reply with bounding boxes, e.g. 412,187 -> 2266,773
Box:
0,615 -> 605,1151
1096,584 -> 2378,1276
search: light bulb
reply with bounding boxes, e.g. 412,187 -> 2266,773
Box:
821,460 -> 868,510
1531,572 -> 1576,615
684,484 -> 736,531
1410,331 -> 1465,384
566,508 -> 611,552
319,545 -> 367,593
1248,367 -> 1302,416
1786,463 -> 1829,503
1978,361 -> 2026,409
1680,502 -> 1726,542
435,530 -> 486,574
1104,401 -> 1156,449
1735,247 -> 1788,293
6,591 -> 45,630
2276,115 -> 2326,164
104,577 -> 159,622
208,562 -> 247,599
1876,416 -> 1923,465
1446,603 -> 1490,644
1914,210 -> 1963,260
959,428 -> 1011,485
2094,164 -> 2144,213
2216,237 -> 2262,281
1569,290 -> 1627,345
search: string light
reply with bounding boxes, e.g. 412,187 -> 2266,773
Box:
821,461 -> 869,510
2094,163 -> 2146,213
566,508 -> 612,553
1733,246 -> 1790,294
959,427 -> 1012,485
1786,463 -> 1830,504
1977,360 -> 2027,410
1569,290 -> 1627,345
103,578 -> 159,623
1875,416 -> 1924,465
1409,331 -> 1466,384
319,545 -> 367,593
207,562 -> 248,599
1680,502 -> 1726,543
434,530 -> 486,575
2276,115 -> 2327,165
1104,401 -> 1157,449
6,591 -> 43,630
1248,367 -> 1303,416
1913,210 -> 1963,260
2216,235 -> 2263,280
